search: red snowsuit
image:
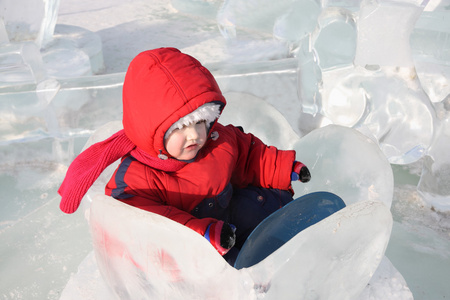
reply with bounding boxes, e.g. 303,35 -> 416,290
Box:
105,123 -> 295,236
104,48 -> 296,237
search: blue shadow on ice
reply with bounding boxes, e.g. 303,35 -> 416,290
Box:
235,191 -> 346,269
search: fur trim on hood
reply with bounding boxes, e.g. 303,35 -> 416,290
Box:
122,47 -> 226,158
164,103 -> 221,140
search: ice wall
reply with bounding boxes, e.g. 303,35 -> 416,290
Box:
212,0 -> 450,212
0,0 -> 104,89
354,0 -> 425,68
1,0 -> 450,299
0,0 -> 60,48
65,119 -> 397,300
417,99 -> 450,212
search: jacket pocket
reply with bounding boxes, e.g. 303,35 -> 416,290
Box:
191,183 -> 233,219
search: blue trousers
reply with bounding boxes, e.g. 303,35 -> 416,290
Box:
191,184 -> 294,264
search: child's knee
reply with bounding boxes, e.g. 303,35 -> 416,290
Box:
230,186 -> 293,248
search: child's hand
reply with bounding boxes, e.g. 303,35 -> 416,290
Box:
205,221 -> 236,255
291,161 -> 311,183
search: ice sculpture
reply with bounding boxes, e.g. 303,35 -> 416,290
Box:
170,0 -> 223,18
89,194 -> 251,300
321,66 -> 436,164
354,0 -> 426,68
245,200 -> 392,300
58,100 -> 399,299
217,0 -> 439,165
0,0 -> 103,84
42,24 -> 105,77
1,0 -> 450,299
0,19 -> 8,44
212,59 -> 303,136
417,100 -> 450,212
218,0 -> 302,38
292,124 -> 394,208
86,194 -> 392,300
411,6 -> 450,103
235,191 -> 346,269
0,73 -> 124,145
0,0 -> 60,48
0,42 -> 47,90
219,91 -> 300,149
358,256 -> 414,300
312,8 -> 357,70
272,0 -> 321,43
60,247 -> 413,300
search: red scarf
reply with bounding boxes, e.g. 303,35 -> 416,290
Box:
58,130 -> 186,214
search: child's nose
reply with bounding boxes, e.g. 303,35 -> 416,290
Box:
185,124 -> 199,139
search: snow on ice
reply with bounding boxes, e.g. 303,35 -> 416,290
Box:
0,0 -> 449,299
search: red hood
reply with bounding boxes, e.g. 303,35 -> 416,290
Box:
122,48 -> 226,158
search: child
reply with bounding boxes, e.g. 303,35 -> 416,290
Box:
58,47 -> 311,264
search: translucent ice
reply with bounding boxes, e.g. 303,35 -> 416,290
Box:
59,252 -> 115,300
0,0 -> 103,79
39,0 -> 61,48
220,92 -> 300,149
62,250 -> 412,300
0,0 -> 46,42
411,9 -> 450,103
3,0 -> 450,298
292,125 -> 394,208
312,8 -> 357,70
294,39 -> 324,117
320,66 -> 436,164
0,42 -> 46,90
0,73 -> 123,144
89,195 -> 251,300
68,174 -> 393,300
0,19 -> 9,44
417,100 -> 450,212
272,0 -> 321,43
82,192 -> 393,300
170,0 -> 222,18
41,24 -> 105,77
211,59 -> 303,136
56,98 -> 396,299
217,0 -> 321,39
0,0 -> 60,48
358,257 -> 414,300
246,200 -> 392,300
354,0 -> 426,68
218,0 -> 291,38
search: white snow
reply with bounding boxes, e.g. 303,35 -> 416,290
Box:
0,0 -> 449,299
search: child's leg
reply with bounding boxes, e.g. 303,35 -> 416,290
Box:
229,186 -> 294,249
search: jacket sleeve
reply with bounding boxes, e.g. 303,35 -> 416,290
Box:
227,125 -> 296,190
115,195 -> 216,236
105,159 -> 216,236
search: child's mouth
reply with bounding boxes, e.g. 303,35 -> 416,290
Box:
185,144 -> 198,150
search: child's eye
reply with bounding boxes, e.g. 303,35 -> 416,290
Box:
196,120 -> 206,125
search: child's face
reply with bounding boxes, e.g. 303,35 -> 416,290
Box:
164,121 -> 207,160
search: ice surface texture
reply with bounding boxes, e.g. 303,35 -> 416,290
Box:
217,0 -> 449,211
417,100 -> 450,212
292,125 -> 394,208
59,117 -> 397,300
87,191 -> 392,300
0,0 -> 60,48
1,0 -> 448,211
1,0 -> 450,298
234,191 -> 347,269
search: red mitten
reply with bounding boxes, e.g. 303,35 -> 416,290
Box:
205,221 -> 236,255
291,161 -> 311,183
